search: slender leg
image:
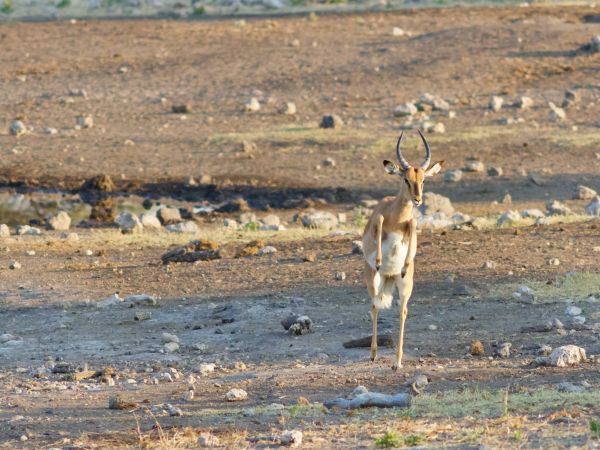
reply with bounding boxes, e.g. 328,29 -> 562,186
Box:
392,269 -> 414,371
370,304 -> 379,361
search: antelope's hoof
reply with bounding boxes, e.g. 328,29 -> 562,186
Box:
391,363 -> 401,372
375,264 -> 381,272
370,351 -> 377,362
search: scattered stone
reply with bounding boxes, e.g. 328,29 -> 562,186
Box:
162,333 -> 180,344
225,388 -> 248,402
427,324 -> 437,331
550,345 -> 586,367
115,211 -> 143,233
322,157 -> 336,167
351,240 -> 364,255
166,221 -> 198,234
538,344 -> 552,356
280,430 -> 303,447
236,239 -> 265,258
557,382 -> 584,393
521,209 -> 545,219
335,271 -> 346,281
565,305 -> 582,316
43,127 -> 58,135
470,340 -> 484,356
198,432 -> 220,448
125,294 -> 158,306
497,210 -> 521,225
431,122 -> 446,133
301,211 -> 338,230
548,258 -> 560,266
10,120 -> 27,136
157,207 -> 182,225
420,192 -> 454,216
258,246 -> 277,256
573,185 -> 596,200
487,167 -> 503,176
392,27 -> 406,36
134,311 -> 152,321
464,159 -> 485,172
483,260 -> 496,269
76,115 -> 94,128
496,342 -> 511,358
281,315 -> 313,335
393,102 -> 417,117
240,140 -> 257,153
140,212 -> 162,229
573,316 -> 586,325
172,104 -> 191,114
47,211 -> 71,231
546,200 -> 572,216
108,395 -> 137,410
516,96 -> 534,109
444,169 -> 463,182
216,197 -> 249,213
562,89 -> 579,108
164,342 -> 180,353
9,261 -> 21,270
16,225 -> 42,236
244,97 -> 261,112
279,102 -> 296,115
489,96 -> 503,112
585,196 -> 600,216
319,114 -> 344,129
96,293 -> 123,308
582,35 -> 600,53
0,224 -> 9,237
548,102 -> 566,122
223,218 -> 239,230
166,404 -> 183,416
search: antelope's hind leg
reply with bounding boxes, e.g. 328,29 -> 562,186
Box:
365,262 -> 395,362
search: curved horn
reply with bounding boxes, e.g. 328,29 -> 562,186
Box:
418,129 -> 431,169
395,132 -> 411,170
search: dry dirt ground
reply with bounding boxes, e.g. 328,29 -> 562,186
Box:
1,4 -> 600,449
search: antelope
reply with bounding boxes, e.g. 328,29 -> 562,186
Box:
362,130 -> 443,371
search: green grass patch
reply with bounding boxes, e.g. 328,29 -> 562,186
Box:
57,0 -> 71,8
375,431 -> 402,448
413,387 -> 600,419
515,271 -> 600,303
1,0 -> 13,13
546,132 -> 600,149
192,5 -> 205,15
591,420 -> 600,439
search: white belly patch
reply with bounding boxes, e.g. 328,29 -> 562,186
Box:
368,232 -> 408,276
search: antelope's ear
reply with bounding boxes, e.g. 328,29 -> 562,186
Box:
424,160 -> 444,177
383,160 -> 401,175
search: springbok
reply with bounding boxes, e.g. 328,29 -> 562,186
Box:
362,130 -> 443,371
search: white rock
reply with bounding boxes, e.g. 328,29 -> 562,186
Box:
392,27 -> 406,36
76,115 -> 94,129
444,169 -> 462,182
157,207 -> 181,224
280,430 -> 303,447
199,363 -> 216,376
548,258 -> 560,266
301,211 -> 338,230
335,271 -> 346,281
225,388 -> 248,401
351,240 -> 363,255
585,196 -> 600,216
0,224 -> 10,237
516,96 -> 534,109
166,404 -> 183,416
431,122 -> 446,133
565,305 -> 582,316
223,218 -> 239,230
258,246 -> 277,256
96,293 -> 123,308
521,209 -> 545,219
487,167 -> 503,176
115,212 -> 143,233
16,225 -> 42,236
60,231 -> 79,241
497,210 -> 521,225
140,212 -> 162,229
10,120 -> 27,136
393,102 -> 417,117
8,261 -> 21,270
166,221 -> 198,233
279,102 -> 296,115
162,332 -> 180,343
464,160 -> 485,172
0,333 -> 16,344
573,316 -> 586,325
322,157 -> 336,167
573,185 -> 596,200
549,345 -> 586,367
164,342 -> 180,353
546,200 -> 572,216
489,96 -> 503,112
483,260 -> 496,269
420,192 -> 454,216
43,127 -> 58,135
548,102 -> 566,122
244,97 -> 260,112
198,432 -> 220,447
428,324 -> 437,331
48,211 -> 71,231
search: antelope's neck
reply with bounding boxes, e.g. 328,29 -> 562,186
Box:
389,186 -> 414,224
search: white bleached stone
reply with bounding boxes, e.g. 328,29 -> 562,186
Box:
444,169 -> 463,182
48,211 -> 71,231
140,213 -> 162,229
0,224 -> 9,237
225,388 -> 248,401
166,221 -> 198,233
585,196 -> 600,216
573,185 -> 596,200
393,102 -> 417,117
115,212 -> 143,233
497,210 -> 521,225
549,345 -> 586,367
489,96 -> 503,112
565,305 -> 582,316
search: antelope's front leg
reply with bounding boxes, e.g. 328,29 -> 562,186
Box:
370,304 -> 379,361
393,270 -> 414,371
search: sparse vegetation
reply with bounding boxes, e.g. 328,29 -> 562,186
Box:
591,420 -> 600,439
1,0 -> 13,13
375,431 -> 402,448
